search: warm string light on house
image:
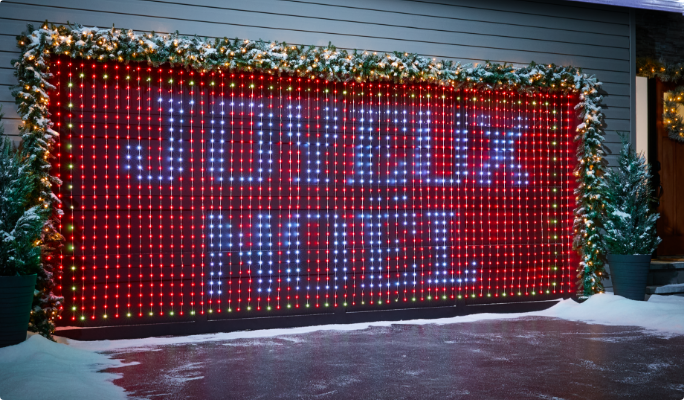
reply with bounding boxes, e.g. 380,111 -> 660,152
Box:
50,56 -> 577,322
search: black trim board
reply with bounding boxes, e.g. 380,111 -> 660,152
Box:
55,298 -> 567,341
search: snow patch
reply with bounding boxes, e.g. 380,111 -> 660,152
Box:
62,293 -> 684,353
0,334 -> 128,400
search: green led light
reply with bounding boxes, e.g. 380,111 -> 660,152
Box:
127,313 -> 131,317
71,306 -> 76,311
103,314 -> 107,318
103,74 -> 108,79
208,309 -> 213,313
189,81 -> 194,85
287,304 -> 291,308
80,316 -> 85,320
267,306 -> 272,310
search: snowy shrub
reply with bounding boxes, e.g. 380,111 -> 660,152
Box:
603,135 -> 661,255
0,106 -> 48,276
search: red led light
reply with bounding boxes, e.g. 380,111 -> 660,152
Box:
50,57 -> 578,323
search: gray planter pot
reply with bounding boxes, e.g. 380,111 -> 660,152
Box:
0,274 -> 36,347
607,254 -> 651,301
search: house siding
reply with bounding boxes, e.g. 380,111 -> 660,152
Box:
0,0 -> 633,162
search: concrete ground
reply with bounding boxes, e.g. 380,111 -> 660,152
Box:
105,317 -> 684,399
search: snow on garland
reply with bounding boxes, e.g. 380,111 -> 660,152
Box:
11,22 -> 609,333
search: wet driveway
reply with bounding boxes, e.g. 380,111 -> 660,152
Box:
105,317 -> 684,399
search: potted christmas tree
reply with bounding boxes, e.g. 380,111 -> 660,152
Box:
604,135 -> 661,301
0,107 -> 48,347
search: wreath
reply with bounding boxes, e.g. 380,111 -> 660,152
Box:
664,87 -> 684,143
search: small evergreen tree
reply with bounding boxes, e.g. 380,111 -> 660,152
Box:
0,106 -> 48,276
603,135 -> 661,255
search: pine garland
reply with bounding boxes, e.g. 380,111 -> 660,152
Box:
636,57 -> 684,82
11,22 -> 609,331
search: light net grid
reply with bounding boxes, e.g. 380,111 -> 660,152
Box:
49,57 -> 577,324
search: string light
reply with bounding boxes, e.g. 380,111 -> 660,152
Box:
53,57 -> 577,321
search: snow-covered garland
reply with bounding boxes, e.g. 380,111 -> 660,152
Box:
12,22 -> 608,334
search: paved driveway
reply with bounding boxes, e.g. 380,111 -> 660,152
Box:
105,317 -> 684,399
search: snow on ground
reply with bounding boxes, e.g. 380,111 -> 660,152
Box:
1,293 -> 682,400
0,333 -> 129,400
69,293 -> 684,353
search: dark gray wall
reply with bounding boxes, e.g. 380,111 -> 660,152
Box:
0,0 -> 634,161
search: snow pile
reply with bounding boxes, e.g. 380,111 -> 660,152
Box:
0,334 -> 128,400
69,293 -> 684,353
537,293 -> 684,336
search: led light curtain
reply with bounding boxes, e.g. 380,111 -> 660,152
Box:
50,57 -> 577,324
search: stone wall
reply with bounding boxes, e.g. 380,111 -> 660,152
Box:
637,10 -> 684,63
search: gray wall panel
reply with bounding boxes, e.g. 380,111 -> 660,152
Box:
0,0 -> 633,165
